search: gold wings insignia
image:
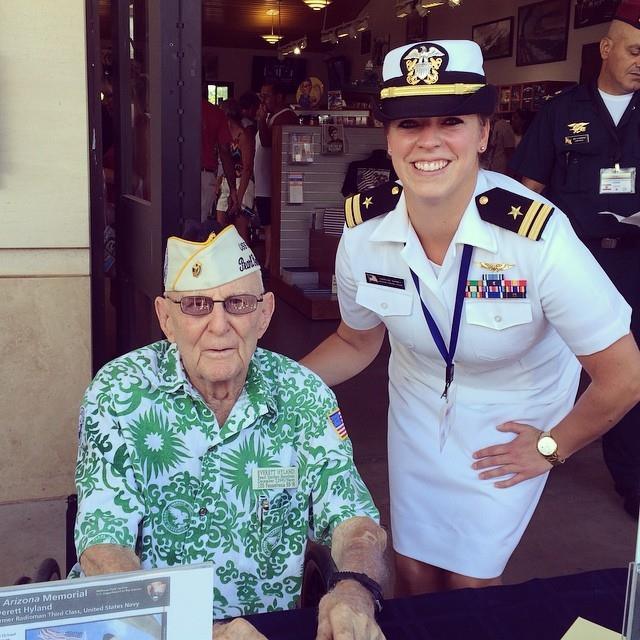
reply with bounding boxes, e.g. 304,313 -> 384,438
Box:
478,262 -> 515,272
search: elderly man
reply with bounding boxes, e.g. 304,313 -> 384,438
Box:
74,226 -> 387,639
510,0 -> 640,517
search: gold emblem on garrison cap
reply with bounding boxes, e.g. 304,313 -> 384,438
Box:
403,44 -> 446,86
164,225 -> 260,292
567,122 -> 589,134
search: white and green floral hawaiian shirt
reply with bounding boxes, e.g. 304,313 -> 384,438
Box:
75,340 -> 378,619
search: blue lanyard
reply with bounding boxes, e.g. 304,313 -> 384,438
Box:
409,243 -> 473,400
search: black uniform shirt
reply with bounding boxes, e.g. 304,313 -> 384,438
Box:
510,83 -> 640,240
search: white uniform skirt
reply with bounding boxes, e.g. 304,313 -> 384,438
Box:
388,361 -> 580,578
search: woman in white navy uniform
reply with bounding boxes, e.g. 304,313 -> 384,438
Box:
301,40 -> 640,595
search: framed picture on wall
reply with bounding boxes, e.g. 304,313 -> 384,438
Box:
321,123 -> 345,155
574,0 -> 620,28
516,0 -> 570,66
472,17 -> 514,60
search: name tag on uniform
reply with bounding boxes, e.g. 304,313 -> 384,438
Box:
252,466 -> 298,490
365,272 -> 405,289
600,166 -> 636,194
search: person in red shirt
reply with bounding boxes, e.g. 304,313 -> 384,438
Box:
201,97 -> 238,221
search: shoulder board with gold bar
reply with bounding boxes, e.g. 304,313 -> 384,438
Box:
344,182 -> 403,228
476,187 -> 555,241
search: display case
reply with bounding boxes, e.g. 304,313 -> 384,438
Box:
269,125 -> 388,319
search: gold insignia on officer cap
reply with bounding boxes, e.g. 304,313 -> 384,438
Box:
476,188 -> 555,241
344,182 -> 404,228
403,44 -> 446,86
164,225 -> 260,292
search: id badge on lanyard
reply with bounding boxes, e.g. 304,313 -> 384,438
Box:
410,244 -> 473,451
438,383 -> 457,452
600,164 -> 636,194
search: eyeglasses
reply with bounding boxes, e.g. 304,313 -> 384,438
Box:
165,294 -> 264,316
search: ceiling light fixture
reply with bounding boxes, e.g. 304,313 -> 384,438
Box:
262,3 -> 283,45
301,0 -> 332,10
320,29 -> 334,43
279,36 -> 308,56
395,0 -> 414,17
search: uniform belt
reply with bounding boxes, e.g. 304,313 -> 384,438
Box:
584,236 -> 640,250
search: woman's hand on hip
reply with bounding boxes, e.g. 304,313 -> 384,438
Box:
471,422 -> 551,488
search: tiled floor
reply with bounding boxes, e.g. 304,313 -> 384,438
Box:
0,295 -> 635,590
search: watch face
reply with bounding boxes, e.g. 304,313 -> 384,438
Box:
538,435 -> 558,456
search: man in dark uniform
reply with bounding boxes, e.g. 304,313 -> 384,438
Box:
510,0 -> 640,517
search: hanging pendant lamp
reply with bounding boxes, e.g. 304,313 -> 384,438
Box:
301,0 -> 332,10
262,6 -> 283,44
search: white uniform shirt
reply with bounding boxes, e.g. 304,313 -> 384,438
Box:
336,169 -> 631,577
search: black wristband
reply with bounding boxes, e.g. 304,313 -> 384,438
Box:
327,571 -> 384,613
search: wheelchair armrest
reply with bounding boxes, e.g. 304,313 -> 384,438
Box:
299,541 -> 335,609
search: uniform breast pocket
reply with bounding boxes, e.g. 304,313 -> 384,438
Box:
465,301 -> 535,361
355,282 -> 413,317
561,144 -> 601,194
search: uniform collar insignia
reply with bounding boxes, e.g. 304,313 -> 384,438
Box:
402,44 -> 447,86
567,122 -> 589,134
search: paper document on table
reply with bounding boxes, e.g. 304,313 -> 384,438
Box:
560,617 -> 620,639
0,563 -> 214,640
597,210 -> 640,227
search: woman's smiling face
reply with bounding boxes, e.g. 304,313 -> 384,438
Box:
386,114 -> 489,207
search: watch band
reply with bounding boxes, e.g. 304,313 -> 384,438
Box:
327,571 -> 384,613
546,450 -> 566,466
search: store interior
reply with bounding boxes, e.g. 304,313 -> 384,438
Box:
2,0 -> 635,612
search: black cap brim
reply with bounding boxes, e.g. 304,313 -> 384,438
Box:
372,84 -> 497,121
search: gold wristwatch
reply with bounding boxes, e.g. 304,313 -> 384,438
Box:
536,430 -> 565,466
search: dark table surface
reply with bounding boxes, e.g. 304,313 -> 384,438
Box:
245,568 -> 628,640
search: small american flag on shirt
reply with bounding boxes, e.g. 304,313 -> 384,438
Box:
329,409 -> 348,441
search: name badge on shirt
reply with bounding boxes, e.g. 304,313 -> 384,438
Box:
365,272 -> 405,289
252,466 -> 299,490
600,166 -> 636,194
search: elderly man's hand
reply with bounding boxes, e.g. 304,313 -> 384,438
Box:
213,618 -> 267,640
316,580 -> 385,640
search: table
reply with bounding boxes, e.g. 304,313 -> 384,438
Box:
245,568 -> 628,640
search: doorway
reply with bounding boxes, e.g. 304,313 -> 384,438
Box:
86,0 -> 202,372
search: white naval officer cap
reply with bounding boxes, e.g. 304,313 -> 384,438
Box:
163,225 -> 260,292
373,40 -> 497,121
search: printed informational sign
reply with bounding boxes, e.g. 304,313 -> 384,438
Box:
0,564 -> 213,640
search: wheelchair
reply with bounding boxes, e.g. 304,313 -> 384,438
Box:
15,494 -> 334,608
